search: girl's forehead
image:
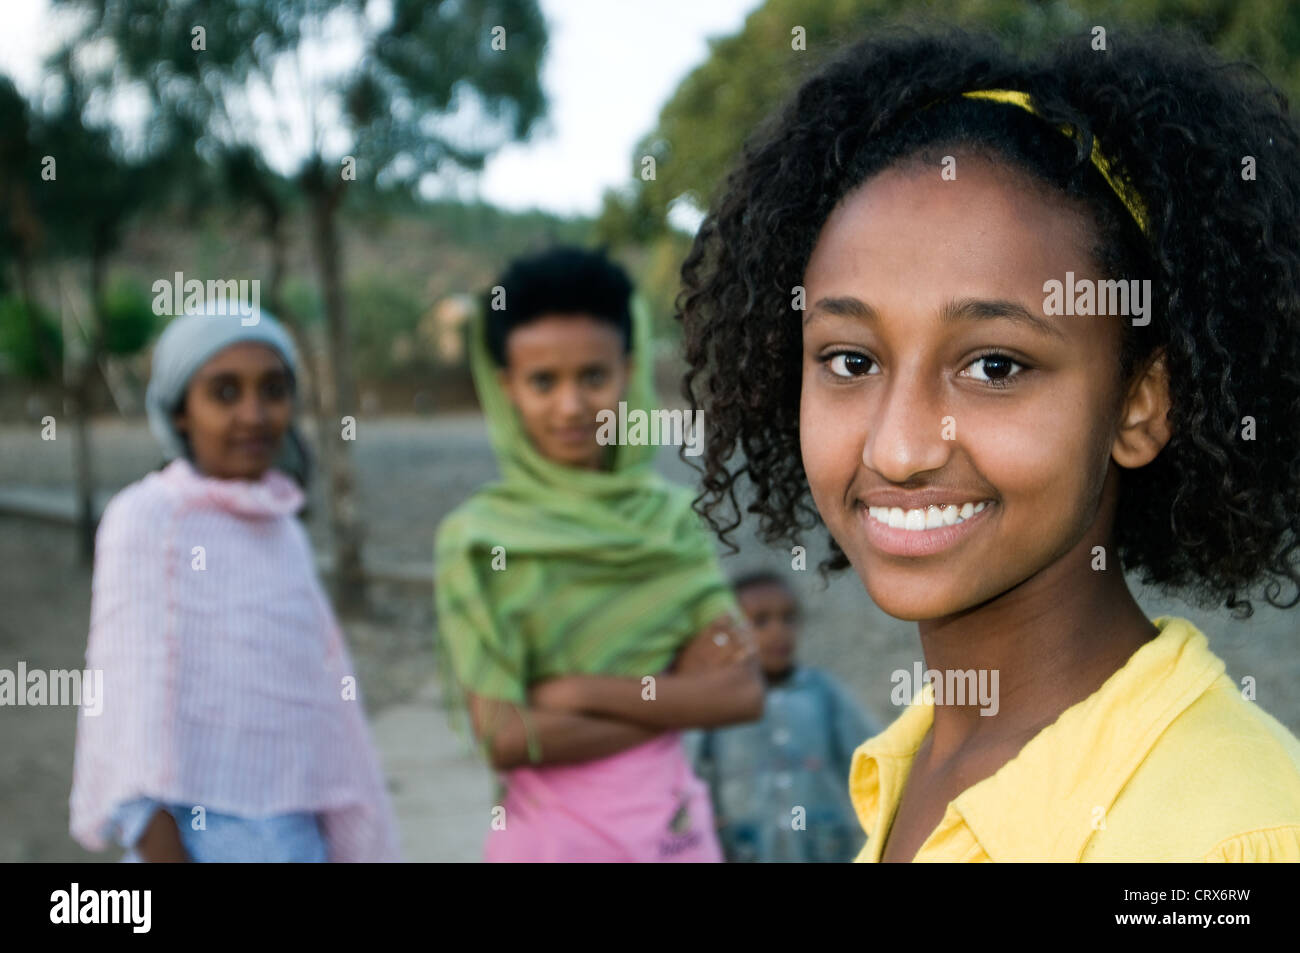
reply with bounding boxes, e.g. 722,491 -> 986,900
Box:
504,313 -> 626,364
800,158 -> 1132,362
195,342 -> 289,377
739,580 -> 798,605
811,156 -> 1095,276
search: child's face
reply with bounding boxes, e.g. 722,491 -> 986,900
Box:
738,581 -> 799,676
498,313 -> 630,470
799,154 -> 1166,620
173,342 -> 294,481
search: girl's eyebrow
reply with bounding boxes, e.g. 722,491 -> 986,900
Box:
197,368 -> 288,382
194,367 -> 290,390
940,297 -> 1066,340
807,295 -> 1065,340
198,370 -> 240,384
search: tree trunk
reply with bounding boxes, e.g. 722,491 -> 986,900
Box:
261,195 -> 336,559
302,159 -> 367,613
70,371 -> 95,562
70,243 -> 108,564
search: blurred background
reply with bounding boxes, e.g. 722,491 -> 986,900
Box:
1,0 -> 1297,862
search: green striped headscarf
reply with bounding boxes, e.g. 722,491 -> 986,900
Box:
433,294 -> 739,761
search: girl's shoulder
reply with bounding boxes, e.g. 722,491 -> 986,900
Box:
1185,682 -> 1300,861
1110,671 -> 1300,860
1183,673 -> 1300,780
1079,663 -> 1300,861
433,493 -> 493,557
97,467 -> 184,543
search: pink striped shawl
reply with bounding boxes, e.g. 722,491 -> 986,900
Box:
69,459 -> 401,861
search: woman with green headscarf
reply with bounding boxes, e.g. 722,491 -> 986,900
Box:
434,247 -> 764,862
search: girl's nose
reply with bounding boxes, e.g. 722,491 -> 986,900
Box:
556,380 -> 585,417
861,371 -> 952,482
237,395 -> 271,425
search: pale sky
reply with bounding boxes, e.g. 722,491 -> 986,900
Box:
0,0 -> 761,218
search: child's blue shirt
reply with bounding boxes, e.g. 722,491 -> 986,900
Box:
684,665 -> 877,862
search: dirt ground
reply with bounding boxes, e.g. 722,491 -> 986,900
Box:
1,415 -> 1297,862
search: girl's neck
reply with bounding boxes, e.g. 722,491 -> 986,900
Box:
764,664 -> 797,687
543,443 -> 617,473
915,531 -> 1158,767
186,456 -> 270,483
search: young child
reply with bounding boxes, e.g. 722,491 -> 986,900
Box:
434,246 -> 763,862
685,572 -> 877,862
70,305 -> 400,862
677,28 -> 1300,861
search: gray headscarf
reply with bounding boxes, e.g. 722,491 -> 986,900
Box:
144,304 -> 311,487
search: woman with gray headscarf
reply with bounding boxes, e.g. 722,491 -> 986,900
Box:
144,306 -> 311,486
71,305 -> 400,862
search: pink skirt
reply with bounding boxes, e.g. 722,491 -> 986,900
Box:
483,732 -> 723,863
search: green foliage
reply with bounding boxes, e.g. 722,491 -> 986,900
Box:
34,55 -> 185,262
347,275 -> 427,377
627,0 -> 1300,233
100,277 -> 157,356
638,233 -> 696,341
423,200 -> 591,254
281,277 -> 324,327
54,0 -> 550,190
0,296 -> 63,380
594,186 -> 664,248
0,78 -> 33,285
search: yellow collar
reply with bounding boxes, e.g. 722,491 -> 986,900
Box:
850,616 -> 1226,861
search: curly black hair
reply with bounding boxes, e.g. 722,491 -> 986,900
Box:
678,25 -> 1300,618
485,245 -> 634,366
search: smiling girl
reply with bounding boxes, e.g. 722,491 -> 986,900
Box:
70,306 -> 399,862
679,28 -> 1300,862
434,247 -> 763,862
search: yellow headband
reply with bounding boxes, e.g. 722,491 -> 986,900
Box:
961,89 -> 1149,236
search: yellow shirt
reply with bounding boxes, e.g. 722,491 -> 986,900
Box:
849,616 -> 1300,862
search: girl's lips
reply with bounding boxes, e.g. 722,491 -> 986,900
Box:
553,427 -> 592,444
230,437 -> 276,455
857,500 -> 996,557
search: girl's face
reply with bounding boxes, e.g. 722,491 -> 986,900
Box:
173,342 -> 294,481
498,313 -> 630,471
800,155 -> 1160,621
737,581 -> 800,676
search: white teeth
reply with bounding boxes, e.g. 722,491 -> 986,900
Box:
867,502 -> 991,532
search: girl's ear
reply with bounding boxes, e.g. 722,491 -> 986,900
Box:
1112,350 -> 1173,468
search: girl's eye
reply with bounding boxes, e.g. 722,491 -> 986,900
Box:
826,352 -> 877,378
263,378 -> 290,401
963,353 -> 1025,387
214,382 -> 240,403
582,369 -> 607,388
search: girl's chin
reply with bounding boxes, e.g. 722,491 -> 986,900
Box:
538,439 -> 604,469
856,566 -> 976,622
219,464 -> 274,481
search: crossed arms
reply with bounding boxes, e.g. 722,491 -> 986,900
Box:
464,614 -> 765,771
